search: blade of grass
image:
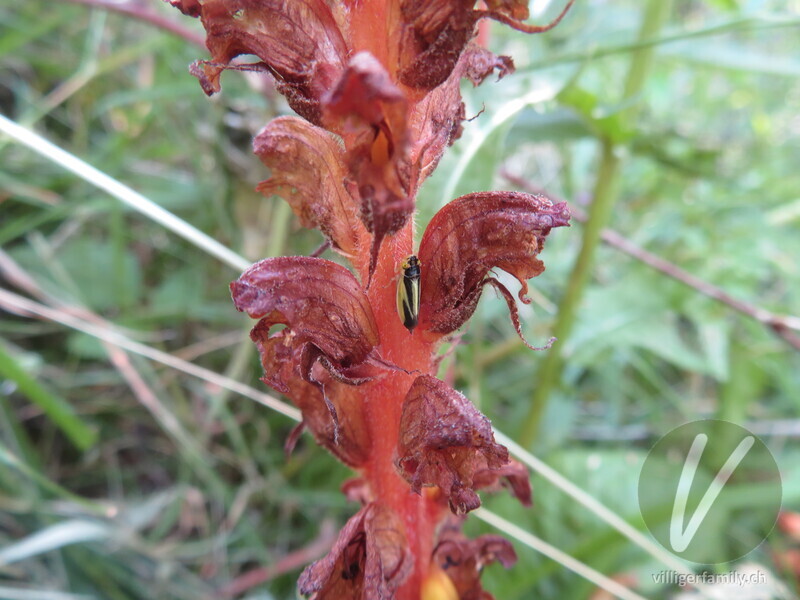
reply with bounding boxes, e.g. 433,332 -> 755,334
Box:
525,12 -> 800,71
474,507 -> 649,600
0,114 -> 250,273
0,342 -> 97,451
0,11 -> 64,57
64,0 -> 206,48
0,441 -> 106,514
0,288 -> 300,422
17,9 -> 106,126
0,587 -> 95,600
99,339 -> 228,497
0,520 -> 110,567
0,381 -> 42,474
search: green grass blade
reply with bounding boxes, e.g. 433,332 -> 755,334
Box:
0,342 -> 97,451
474,508 -> 648,600
0,520 -> 110,567
0,114 -> 250,273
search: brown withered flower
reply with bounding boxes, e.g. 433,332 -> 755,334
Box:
431,518 -> 519,600
169,1 -> 573,598
397,375 -> 517,516
299,503 -> 414,598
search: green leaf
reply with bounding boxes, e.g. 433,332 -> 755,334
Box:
151,266 -> 204,317
663,39 -> 800,77
557,85 -> 635,144
66,331 -> 109,360
615,315 -> 708,375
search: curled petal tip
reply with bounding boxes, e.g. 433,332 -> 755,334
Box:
418,191 -> 570,338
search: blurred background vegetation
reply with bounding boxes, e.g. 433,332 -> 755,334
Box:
1,0 -> 799,598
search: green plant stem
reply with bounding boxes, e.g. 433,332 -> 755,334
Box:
519,0 -> 673,447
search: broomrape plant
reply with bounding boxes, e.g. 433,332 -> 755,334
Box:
168,1 -> 572,598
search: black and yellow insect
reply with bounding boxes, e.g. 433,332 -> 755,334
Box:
396,255 -> 421,332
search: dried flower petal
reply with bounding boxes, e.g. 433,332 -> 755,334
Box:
473,459 -> 532,507
166,0 -> 201,17
231,257 -> 380,463
397,0 -> 572,90
254,328 -> 371,467
433,520 -> 517,600
417,191 -> 570,342
299,502 -> 412,599
323,52 -> 414,278
173,0 -> 347,123
397,2 -> 481,90
231,256 -> 379,366
324,52 -> 407,137
396,375 -> 511,515
410,45 -> 514,184
253,117 -> 368,263
341,477 -> 373,505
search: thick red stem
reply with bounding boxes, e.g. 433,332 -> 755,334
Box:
361,219 -> 445,599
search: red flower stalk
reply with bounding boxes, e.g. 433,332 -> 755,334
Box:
168,1 -> 572,598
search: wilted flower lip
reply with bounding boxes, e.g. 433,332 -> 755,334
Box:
431,519 -> 518,600
252,116 -> 369,268
395,0 -> 573,92
477,0 -> 575,33
230,256 -> 382,450
473,458 -> 532,507
404,44 -> 515,192
484,277 -> 557,351
230,256 -> 380,364
169,0 -> 349,122
416,191 -> 570,339
395,374 -> 520,515
298,501 -> 413,598
253,328 -> 372,467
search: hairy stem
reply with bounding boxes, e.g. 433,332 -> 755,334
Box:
361,220 -> 443,598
